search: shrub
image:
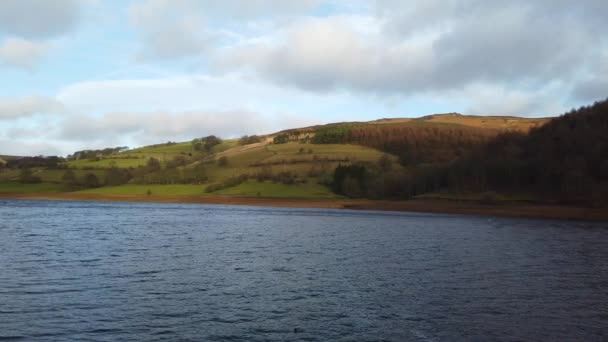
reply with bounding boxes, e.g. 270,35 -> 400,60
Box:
479,191 -> 500,205
342,176 -> 363,198
62,170 -> 79,188
273,134 -> 289,144
19,168 -> 41,183
205,174 -> 249,193
239,135 -> 262,145
83,173 -> 101,188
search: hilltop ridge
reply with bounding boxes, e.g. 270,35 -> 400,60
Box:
3,102 -> 606,218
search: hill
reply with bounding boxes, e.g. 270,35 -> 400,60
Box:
329,99 -> 608,206
1,110 -> 582,208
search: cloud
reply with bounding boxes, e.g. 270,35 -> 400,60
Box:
573,78 -> 608,103
58,109 -> 271,143
219,16 -> 435,93
462,84 -> 566,117
129,0 -> 320,60
216,0 -> 607,106
0,95 -> 63,120
0,139 -> 64,156
0,0 -> 83,38
0,38 -> 49,69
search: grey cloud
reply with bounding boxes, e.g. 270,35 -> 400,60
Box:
129,0 -> 320,61
573,78 -> 608,103
0,0 -> 82,38
218,0 -> 607,110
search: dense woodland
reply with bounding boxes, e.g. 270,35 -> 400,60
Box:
332,99 -> 608,206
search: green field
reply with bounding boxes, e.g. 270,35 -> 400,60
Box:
1,139 -> 392,198
76,184 -> 207,196
0,169 -> 20,182
66,156 -> 147,169
211,180 -> 339,198
0,182 -> 63,193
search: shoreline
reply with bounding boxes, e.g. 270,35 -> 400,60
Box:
1,192 -> 607,221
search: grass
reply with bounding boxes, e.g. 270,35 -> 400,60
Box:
66,157 -> 146,169
75,184 -> 207,196
0,169 -> 20,181
415,191 -> 539,203
0,182 -> 63,193
36,169 -> 107,183
418,114 -> 548,131
265,143 -> 387,163
205,142 -> 391,182
211,180 -> 340,198
76,181 -> 339,199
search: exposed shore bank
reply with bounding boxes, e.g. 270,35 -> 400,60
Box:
1,192 -> 606,221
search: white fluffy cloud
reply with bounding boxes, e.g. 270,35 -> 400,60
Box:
0,38 -> 49,69
59,110 -> 269,143
0,95 -> 63,120
129,0 -> 320,60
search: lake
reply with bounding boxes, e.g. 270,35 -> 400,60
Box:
0,199 -> 607,341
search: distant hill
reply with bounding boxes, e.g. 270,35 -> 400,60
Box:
13,107 -> 608,207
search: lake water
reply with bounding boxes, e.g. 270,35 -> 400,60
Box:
0,200 -> 607,341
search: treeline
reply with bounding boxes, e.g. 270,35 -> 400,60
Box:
349,124 -> 499,165
239,135 -> 262,145
192,135 -> 222,152
5,156 -> 64,169
67,147 -> 128,160
332,98 -> 608,206
450,98 -> 608,204
55,156 -> 211,189
309,123 -> 499,164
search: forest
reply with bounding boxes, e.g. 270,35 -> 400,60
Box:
332,99 -> 608,206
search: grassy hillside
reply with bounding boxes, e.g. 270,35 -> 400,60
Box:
0,113 -> 550,199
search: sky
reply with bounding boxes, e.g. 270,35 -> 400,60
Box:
0,0 -> 606,156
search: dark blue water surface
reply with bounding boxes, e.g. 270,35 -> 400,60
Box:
1,200 -> 607,341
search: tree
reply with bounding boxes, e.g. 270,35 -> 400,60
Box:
218,156 -> 229,167
342,176 -> 363,198
83,173 -> 100,188
193,164 -> 208,183
105,167 -> 131,186
61,169 -> 78,188
203,135 -> 222,151
273,134 -> 289,144
378,154 -> 393,172
239,135 -> 262,145
332,164 -> 367,194
192,139 -> 203,151
19,168 -> 41,183
166,155 -> 188,169
146,157 -> 162,172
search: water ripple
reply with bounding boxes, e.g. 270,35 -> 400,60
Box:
0,199 -> 607,341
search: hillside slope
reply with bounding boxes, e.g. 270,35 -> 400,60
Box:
0,113 -> 549,199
